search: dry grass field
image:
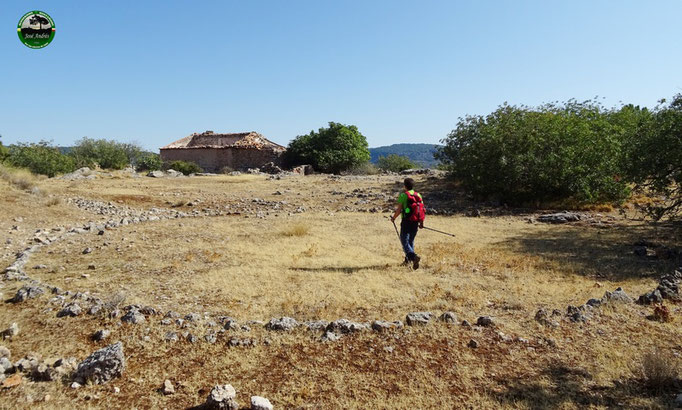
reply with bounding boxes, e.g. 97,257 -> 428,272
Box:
0,169 -> 681,409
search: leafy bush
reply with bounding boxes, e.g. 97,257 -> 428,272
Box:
377,154 -> 420,172
284,122 -> 370,174
0,136 -> 9,162
436,100 -> 630,205
135,153 -> 163,171
625,95 -> 682,220
7,141 -> 76,177
165,160 -> 202,175
69,137 -> 133,170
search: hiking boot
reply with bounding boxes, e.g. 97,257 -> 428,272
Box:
401,257 -> 409,266
413,255 -> 421,270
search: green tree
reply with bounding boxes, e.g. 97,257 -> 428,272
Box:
377,154 -> 419,172
7,141 -> 76,177
0,135 -> 9,162
625,95 -> 682,219
284,122 -> 370,174
136,152 -> 163,171
69,137 -> 133,170
436,100 -> 630,205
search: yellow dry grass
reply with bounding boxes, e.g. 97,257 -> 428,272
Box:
0,172 -> 680,409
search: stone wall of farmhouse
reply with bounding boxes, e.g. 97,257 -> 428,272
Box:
159,148 -> 283,172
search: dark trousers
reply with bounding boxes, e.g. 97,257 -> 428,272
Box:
400,219 -> 419,260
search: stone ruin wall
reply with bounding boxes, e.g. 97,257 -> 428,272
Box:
159,148 -> 283,172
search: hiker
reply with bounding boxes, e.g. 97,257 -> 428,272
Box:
390,178 -> 425,269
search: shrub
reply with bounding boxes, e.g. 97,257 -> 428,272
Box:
7,141 -> 76,177
0,163 -> 37,191
638,349 -> 680,391
135,153 -> 163,171
219,166 -> 235,174
165,160 -> 202,175
45,196 -> 62,207
343,162 -> 379,175
376,154 -> 420,172
625,95 -> 682,220
436,100 -> 630,205
69,137 -> 134,170
284,122 -> 370,174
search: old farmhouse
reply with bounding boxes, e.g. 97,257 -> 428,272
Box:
160,131 -> 285,172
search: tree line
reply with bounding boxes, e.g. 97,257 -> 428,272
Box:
2,94 -> 680,219
0,137 -> 164,177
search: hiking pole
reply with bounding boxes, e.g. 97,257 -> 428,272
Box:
422,226 -> 456,237
391,219 -> 401,242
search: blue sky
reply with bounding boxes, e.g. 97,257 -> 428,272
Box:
1,1 -> 681,150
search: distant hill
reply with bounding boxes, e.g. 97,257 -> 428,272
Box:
369,143 -> 441,168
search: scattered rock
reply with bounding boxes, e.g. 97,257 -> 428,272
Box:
219,316 -> 239,330
164,332 -> 179,342
206,384 -> 238,410
534,309 -> 559,328
1,323 -> 19,340
260,162 -> 283,174
467,339 -> 479,348
406,312 -> 433,326
92,330 -> 111,342
265,317 -> 298,331
147,171 -> 165,178
74,342 -> 125,385
0,357 -> 13,373
321,331 -> 340,342
57,303 -> 82,318
638,289 -> 663,305
638,269 -> 681,304
204,332 -> 218,344
53,358 -> 78,378
371,320 -> 401,332
0,346 -> 10,359
15,355 -> 41,373
326,319 -> 367,334
162,379 -> 175,395
585,298 -> 602,308
304,320 -> 329,332
121,309 -> 145,324
82,248 -> 92,254
601,287 -> 632,304
566,305 -> 590,323
11,286 -> 44,303
185,312 -> 201,322
476,316 -> 494,327
439,312 -> 458,323
251,396 -> 273,410
537,212 -> 581,224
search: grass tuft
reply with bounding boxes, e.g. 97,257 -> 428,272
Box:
279,223 -> 310,237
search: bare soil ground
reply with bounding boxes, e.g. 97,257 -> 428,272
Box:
0,171 -> 680,409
